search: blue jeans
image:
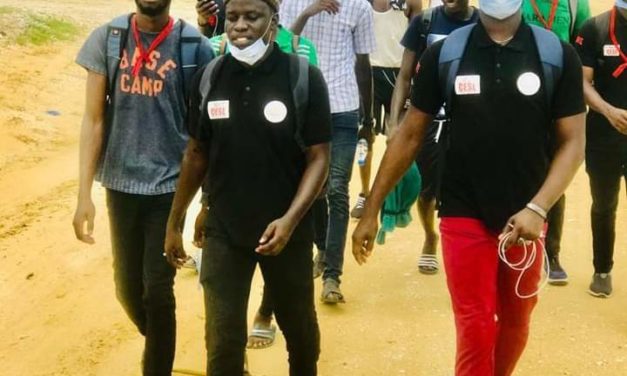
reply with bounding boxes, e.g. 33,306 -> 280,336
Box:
323,110 -> 359,283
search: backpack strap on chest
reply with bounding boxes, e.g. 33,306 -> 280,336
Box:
288,53 -> 310,151
529,24 -> 564,108
105,14 -> 132,102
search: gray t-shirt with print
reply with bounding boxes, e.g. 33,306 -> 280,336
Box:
76,19 -> 213,195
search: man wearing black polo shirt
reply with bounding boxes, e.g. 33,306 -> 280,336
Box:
164,0 -> 332,374
353,0 -> 585,374
575,1 -> 627,298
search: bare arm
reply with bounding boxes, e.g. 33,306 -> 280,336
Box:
256,143 -> 330,255
355,54 -> 374,123
388,48 -> 417,138
72,71 -> 107,244
352,106 -> 433,263
501,112 -> 586,247
583,66 -> 627,135
290,0 -> 339,36
405,0 -> 423,19
164,138 -> 209,267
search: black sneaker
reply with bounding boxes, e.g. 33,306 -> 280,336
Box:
588,273 -> 612,298
548,257 -> 568,286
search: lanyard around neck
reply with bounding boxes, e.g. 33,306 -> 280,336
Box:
609,7 -> 627,78
131,15 -> 174,77
530,0 -> 560,31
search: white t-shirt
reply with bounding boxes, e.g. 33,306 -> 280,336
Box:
371,8 -> 406,68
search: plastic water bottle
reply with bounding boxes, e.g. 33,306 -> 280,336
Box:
356,138 -> 368,166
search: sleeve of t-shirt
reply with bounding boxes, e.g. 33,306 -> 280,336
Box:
352,5 -> 377,54
298,37 -> 319,66
302,65 -> 332,146
574,0 -> 592,36
400,14 -> 426,53
186,68 -> 211,143
574,17 -> 598,68
75,24 -> 108,75
409,42 -> 444,115
552,42 -> 586,120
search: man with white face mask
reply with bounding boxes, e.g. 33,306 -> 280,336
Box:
352,0 -> 585,374
164,0 -> 331,374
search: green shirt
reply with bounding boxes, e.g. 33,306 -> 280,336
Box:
522,0 -> 591,42
209,26 -> 318,66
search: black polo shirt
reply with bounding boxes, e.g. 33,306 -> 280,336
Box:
575,10 -> 627,152
410,20 -> 585,231
188,45 -> 332,247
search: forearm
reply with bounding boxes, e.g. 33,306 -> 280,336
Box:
530,114 -> 586,211
363,107 -> 430,218
389,76 -> 411,130
290,11 -> 312,36
77,117 -> 104,201
356,57 -> 373,120
283,145 -> 330,226
198,24 -> 212,38
167,141 -> 209,231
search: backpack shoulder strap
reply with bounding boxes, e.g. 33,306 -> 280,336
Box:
529,24 -> 563,107
288,53 -> 309,151
105,13 -> 132,99
198,55 -> 226,113
179,19 -> 203,96
438,23 -> 475,114
422,6 -> 435,36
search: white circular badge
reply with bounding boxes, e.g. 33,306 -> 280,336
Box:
516,72 -> 541,96
264,101 -> 288,123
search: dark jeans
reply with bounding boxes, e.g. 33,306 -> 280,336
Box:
545,195 -> 565,260
323,111 -> 360,282
106,190 -> 176,376
201,236 -> 320,376
586,148 -> 627,273
259,198 -> 328,318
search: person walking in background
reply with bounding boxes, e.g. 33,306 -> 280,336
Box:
388,0 -> 478,274
353,0 -> 586,373
521,0 -> 591,285
280,0 -> 376,304
72,0 -> 214,374
574,0 -> 627,298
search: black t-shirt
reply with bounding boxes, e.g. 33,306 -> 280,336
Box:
410,21 -> 585,231
401,6 -> 479,55
187,45 -> 332,247
575,10 -> 627,152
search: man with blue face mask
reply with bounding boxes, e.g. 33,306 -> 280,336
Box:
164,0 -> 332,374
352,0 -> 585,374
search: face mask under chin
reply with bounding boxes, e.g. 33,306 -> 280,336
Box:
227,15 -> 275,66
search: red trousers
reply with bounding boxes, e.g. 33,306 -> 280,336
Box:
440,217 -> 544,376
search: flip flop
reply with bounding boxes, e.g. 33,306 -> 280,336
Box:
418,254 -> 439,275
321,279 -> 345,304
246,324 -> 276,350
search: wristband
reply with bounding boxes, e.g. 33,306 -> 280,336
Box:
526,202 -> 547,220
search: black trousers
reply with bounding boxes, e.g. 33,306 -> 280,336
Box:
258,198 -> 327,318
200,235 -> 320,376
586,148 -> 627,273
545,194 -> 566,260
106,190 -> 176,376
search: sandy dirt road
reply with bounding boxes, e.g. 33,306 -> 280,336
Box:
0,0 -> 625,375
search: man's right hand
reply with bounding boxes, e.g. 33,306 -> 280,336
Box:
351,215 -> 378,265
196,0 -> 220,24
193,208 -> 207,248
164,228 -> 187,269
305,0 -> 341,17
73,198 -> 96,244
605,106 -> 627,135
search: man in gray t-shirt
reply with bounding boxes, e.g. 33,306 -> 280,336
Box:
71,0 -> 213,374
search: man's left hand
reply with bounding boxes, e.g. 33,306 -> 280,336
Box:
256,217 -> 296,256
499,208 -> 545,249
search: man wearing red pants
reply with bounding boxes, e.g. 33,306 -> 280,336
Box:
352,0 -> 585,374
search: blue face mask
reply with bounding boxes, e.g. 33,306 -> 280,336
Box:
479,0 -> 523,20
617,0 -> 627,10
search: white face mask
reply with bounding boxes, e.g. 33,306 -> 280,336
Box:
479,0 -> 522,20
617,0 -> 627,10
227,15 -> 275,66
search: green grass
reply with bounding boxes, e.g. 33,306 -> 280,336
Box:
15,13 -> 79,46
0,6 -> 14,15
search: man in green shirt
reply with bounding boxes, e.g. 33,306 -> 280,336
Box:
522,0 -> 591,43
520,0 -> 590,286
192,10 -> 320,351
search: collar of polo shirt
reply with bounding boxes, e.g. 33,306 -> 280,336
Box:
474,20 -> 527,51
